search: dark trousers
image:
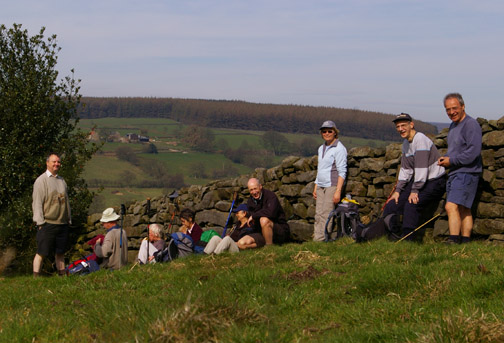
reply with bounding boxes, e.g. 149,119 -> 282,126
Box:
383,176 -> 446,240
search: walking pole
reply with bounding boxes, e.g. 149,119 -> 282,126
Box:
146,198 -> 151,260
395,213 -> 441,244
221,191 -> 238,238
120,204 -> 126,248
167,190 -> 179,234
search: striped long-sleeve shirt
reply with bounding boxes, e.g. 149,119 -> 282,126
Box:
396,132 -> 445,194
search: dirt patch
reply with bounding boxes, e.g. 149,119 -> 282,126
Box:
286,265 -> 332,282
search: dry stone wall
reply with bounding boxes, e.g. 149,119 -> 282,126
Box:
73,116 -> 504,262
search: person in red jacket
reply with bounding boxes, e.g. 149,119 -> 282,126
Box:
179,208 -> 202,245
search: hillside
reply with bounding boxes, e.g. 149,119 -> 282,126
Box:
78,97 -> 438,141
1,239 -> 503,342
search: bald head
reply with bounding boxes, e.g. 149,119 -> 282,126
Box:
248,178 -> 263,200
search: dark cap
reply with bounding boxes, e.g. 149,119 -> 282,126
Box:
392,113 -> 413,123
232,204 -> 248,213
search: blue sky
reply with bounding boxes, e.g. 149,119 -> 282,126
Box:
2,0 -> 503,122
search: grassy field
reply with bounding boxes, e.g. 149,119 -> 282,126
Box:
1,239 -> 503,342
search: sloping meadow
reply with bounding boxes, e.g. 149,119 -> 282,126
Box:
1,239 -> 503,342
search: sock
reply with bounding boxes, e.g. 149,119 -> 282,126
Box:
460,236 -> 471,244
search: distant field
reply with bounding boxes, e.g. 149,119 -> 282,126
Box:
78,117 -> 392,211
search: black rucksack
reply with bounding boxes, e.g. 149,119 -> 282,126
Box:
324,201 -> 361,242
353,213 -> 401,242
154,232 -> 195,263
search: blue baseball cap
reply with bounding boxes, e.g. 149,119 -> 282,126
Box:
233,204 -> 248,213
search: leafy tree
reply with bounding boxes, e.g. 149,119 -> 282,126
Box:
142,143 -> 158,154
297,137 -> 320,157
115,146 -> 140,165
181,125 -> 215,152
262,131 -> 292,156
0,24 -> 100,271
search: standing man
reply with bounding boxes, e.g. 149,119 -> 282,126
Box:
95,208 -> 128,270
383,113 -> 446,241
32,153 -> 71,276
438,93 -> 482,244
312,120 -> 347,241
247,178 -> 290,245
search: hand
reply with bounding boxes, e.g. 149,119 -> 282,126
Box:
388,192 -> 400,204
437,156 -> 450,167
332,192 -> 341,204
247,216 -> 253,226
148,256 -> 155,262
96,238 -> 102,245
408,192 -> 419,204
312,189 -> 317,199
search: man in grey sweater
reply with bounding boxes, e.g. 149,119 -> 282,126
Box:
32,153 -> 71,277
95,208 -> 128,270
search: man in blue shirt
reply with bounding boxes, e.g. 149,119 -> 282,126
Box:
438,93 -> 482,244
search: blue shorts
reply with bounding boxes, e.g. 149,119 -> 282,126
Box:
446,173 -> 479,209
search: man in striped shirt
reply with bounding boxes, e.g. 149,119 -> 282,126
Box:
383,113 -> 446,241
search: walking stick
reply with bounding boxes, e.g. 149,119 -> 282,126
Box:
395,213 -> 441,244
146,198 -> 151,259
167,190 -> 179,234
120,204 -> 126,248
221,192 -> 238,238
395,199 -> 446,243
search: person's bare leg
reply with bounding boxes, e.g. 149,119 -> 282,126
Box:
260,217 -> 274,245
460,207 -> 473,237
33,253 -> 43,276
237,236 -> 258,250
55,253 -> 65,275
445,201 -> 461,236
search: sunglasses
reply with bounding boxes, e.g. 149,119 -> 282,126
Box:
321,130 -> 334,134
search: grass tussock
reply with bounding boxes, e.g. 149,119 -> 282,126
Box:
148,294 -> 267,343
416,309 -> 504,343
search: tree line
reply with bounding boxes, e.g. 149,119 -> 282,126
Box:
78,97 -> 438,141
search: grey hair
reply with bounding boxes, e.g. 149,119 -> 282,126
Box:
46,152 -> 60,162
149,224 -> 163,238
444,93 -> 464,107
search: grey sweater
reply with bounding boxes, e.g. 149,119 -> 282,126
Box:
32,171 -> 71,226
95,226 -> 128,270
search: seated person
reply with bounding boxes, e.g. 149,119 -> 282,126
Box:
95,208 -> 128,270
246,178 -> 290,245
179,208 -> 203,246
137,224 -> 165,264
204,204 -> 255,254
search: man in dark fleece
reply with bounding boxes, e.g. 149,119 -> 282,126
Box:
246,178 -> 290,245
438,93 -> 482,244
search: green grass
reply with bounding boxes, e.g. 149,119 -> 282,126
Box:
2,239 -> 504,342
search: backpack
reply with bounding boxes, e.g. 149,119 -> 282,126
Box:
324,201 -> 361,242
200,229 -> 219,243
66,255 -> 100,276
154,232 -> 195,262
353,213 -> 401,242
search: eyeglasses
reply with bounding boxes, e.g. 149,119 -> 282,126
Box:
321,130 -> 334,134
